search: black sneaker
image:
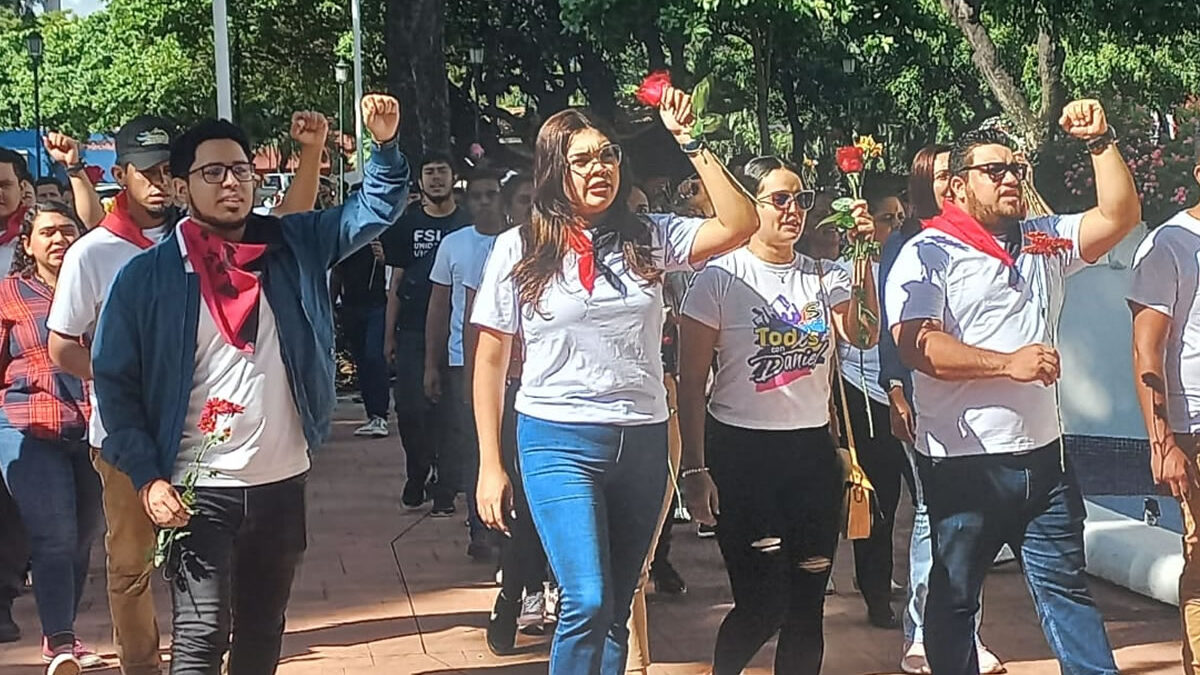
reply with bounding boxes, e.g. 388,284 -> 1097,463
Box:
430,498 -> 456,518
401,479 -> 426,510
468,538 -> 495,562
697,523 -> 717,539
867,603 -> 900,630
0,603 -> 18,643
486,592 -> 521,656
650,560 -> 687,596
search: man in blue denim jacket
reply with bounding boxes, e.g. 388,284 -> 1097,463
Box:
92,95 -> 407,675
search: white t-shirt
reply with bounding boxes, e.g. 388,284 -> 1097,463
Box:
0,241 -> 15,277
429,225 -> 497,367
683,248 -> 851,430
471,214 -> 704,424
836,260 -> 887,405
47,225 -> 166,447
173,235 -> 310,487
885,213 -> 1087,457
1128,210 -> 1200,434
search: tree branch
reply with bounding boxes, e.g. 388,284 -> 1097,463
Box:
1036,11 -> 1066,137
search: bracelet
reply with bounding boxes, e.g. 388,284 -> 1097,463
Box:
679,138 -> 704,156
1086,126 -> 1117,155
680,466 -> 709,479
66,162 -> 86,176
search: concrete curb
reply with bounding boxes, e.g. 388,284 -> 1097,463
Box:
1083,500 -> 1182,607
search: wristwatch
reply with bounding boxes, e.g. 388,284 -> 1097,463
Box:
1086,126 -> 1118,155
680,138 -> 705,156
888,379 -> 905,392
66,162 -> 86,176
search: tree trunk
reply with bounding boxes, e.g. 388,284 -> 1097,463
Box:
578,44 -> 618,121
1036,11 -> 1066,138
779,67 -> 804,163
636,22 -> 668,72
385,0 -> 450,158
664,31 -> 687,84
752,25 -> 772,154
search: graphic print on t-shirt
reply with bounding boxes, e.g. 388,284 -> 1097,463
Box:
748,295 -> 829,392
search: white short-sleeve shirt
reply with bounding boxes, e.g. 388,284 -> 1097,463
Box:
471,213 -> 704,424
683,248 -> 852,430
428,226 -> 497,367
1128,210 -> 1200,434
885,213 -> 1087,457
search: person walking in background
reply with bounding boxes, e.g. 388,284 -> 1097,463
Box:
0,202 -> 103,674
332,237 -> 391,438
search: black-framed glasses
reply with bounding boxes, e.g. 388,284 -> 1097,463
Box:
568,144 -> 623,172
758,190 -> 816,211
959,162 -> 1028,183
190,162 -> 256,185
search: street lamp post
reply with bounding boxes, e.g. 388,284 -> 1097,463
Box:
26,31 -> 43,179
335,60 -> 349,204
469,46 -> 484,142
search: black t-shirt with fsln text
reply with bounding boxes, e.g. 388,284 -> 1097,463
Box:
380,204 -> 473,332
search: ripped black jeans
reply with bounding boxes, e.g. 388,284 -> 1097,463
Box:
707,416 -> 843,675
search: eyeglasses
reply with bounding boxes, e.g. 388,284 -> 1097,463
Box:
959,162 -> 1028,183
632,203 -> 650,214
189,162 -> 256,185
568,144 -> 623,172
757,190 -> 816,211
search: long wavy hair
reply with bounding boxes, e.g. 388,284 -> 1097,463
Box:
10,200 -> 83,279
906,143 -> 953,234
510,109 -> 660,309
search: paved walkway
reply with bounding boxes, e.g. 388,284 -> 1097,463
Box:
0,403 -> 1186,673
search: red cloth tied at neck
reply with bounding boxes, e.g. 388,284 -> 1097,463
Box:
0,205 -> 27,246
922,201 -> 1015,268
100,192 -> 156,249
565,225 -> 595,294
179,218 -> 269,353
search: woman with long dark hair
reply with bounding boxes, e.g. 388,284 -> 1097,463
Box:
679,156 -> 877,674
0,201 -> 102,674
471,87 -> 757,673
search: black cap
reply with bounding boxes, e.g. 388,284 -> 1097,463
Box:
115,115 -> 175,171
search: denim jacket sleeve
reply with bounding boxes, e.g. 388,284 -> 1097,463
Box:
282,140 -> 411,270
877,229 -> 913,401
92,266 -> 162,492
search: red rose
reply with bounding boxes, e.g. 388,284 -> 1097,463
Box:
836,146 -> 865,174
636,71 -> 672,108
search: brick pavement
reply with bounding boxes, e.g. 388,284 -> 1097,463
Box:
0,403 -> 1186,674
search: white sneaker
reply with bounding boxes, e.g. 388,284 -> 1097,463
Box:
354,417 -> 389,438
977,643 -> 1006,674
900,642 -> 930,674
994,544 -> 1016,565
518,592 -> 546,629
46,653 -> 82,675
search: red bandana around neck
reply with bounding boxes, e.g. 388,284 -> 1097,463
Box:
0,205 -> 27,246
100,192 -> 157,249
922,201 -> 1015,268
565,225 -> 595,294
179,218 -> 269,353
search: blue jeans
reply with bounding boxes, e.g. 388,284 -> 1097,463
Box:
921,443 -> 1117,675
341,304 -> 390,420
0,429 -> 102,638
517,415 -> 669,675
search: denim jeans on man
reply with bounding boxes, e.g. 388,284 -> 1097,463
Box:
0,429 -> 102,640
920,443 -> 1117,675
168,473 -> 307,675
341,303 -> 390,420
517,415 -> 668,675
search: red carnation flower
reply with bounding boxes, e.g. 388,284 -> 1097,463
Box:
1022,231 -> 1074,256
836,146 -> 865,174
636,71 -> 672,108
197,398 -> 245,435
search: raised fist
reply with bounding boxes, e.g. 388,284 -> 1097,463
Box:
43,132 -> 80,166
658,85 -> 696,144
1059,100 -> 1109,140
362,94 -> 400,144
290,111 -> 329,149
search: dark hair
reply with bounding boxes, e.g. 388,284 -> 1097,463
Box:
501,172 -> 532,206
419,152 -> 455,174
908,144 -> 953,225
169,119 -> 253,178
35,177 -> 63,192
510,108 -> 658,309
467,168 -> 503,190
737,155 -> 801,194
949,129 -> 1013,176
864,179 -> 904,215
0,148 -> 32,184
9,201 -> 83,278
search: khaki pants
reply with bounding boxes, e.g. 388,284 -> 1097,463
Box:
91,449 -> 162,675
626,376 -> 684,673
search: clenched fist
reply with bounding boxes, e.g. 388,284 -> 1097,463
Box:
1005,343 -> 1060,387
658,85 -> 696,144
290,111 -> 329,149
1059,99 -> 1109,141
362,94 -> 400,144
43,132 -> 80,166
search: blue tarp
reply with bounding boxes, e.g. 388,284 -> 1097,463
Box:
0,129 -> 116,183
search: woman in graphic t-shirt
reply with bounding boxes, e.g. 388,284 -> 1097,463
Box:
471,86 -> 758,674
678,156 -> 877,675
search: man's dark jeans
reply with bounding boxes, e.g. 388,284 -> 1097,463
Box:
393,330 -> 443,498
920,443 -> 1118,675
169,473 -> 307,675
0,475 -> 29,613
341,304 -> 390,420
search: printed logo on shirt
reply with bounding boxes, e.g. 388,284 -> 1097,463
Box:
412,228 -> 445,259
747,296 -> 829,392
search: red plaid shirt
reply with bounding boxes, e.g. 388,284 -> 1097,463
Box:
0,275 -> 90,440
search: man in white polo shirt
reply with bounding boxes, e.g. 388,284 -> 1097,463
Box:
1129,169 -> 1200,674
887,101 -> 1140,675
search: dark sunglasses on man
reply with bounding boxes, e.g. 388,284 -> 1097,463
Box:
958,162 -> 1029,184
757,189 -> 816,211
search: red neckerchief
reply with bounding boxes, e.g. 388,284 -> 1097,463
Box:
922,201 -> 1015,268
0,206 -> 27,246
179,218 -> 268,353
100,192 -> 156,249
565,225 -> 595,294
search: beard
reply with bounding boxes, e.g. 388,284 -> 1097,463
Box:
188,200 -> 247,232
965,187 -> 1022,234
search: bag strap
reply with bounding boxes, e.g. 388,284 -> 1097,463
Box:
816,258 -> 860,467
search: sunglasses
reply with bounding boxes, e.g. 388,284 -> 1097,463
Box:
190,162 -> 256,185
959,162 -> 1028,183
758,190 -> 816,211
